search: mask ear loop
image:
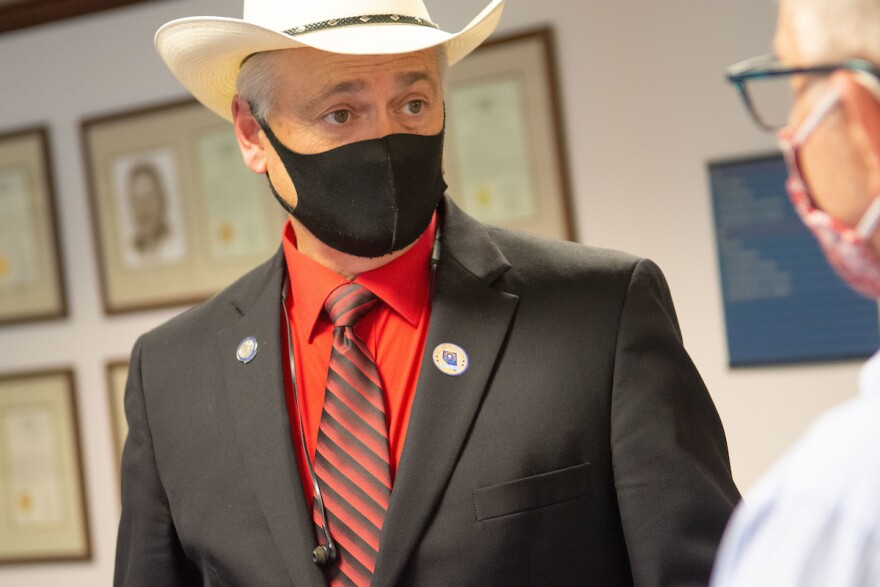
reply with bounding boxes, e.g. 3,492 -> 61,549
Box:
793,84 -> 842,144
848,71 -> 880,239
780,86 -> 842,200
856,196 -> 880,239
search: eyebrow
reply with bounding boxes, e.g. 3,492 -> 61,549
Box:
301,70 -> 438,115
301,79 -> 367,114
395,71 -> 435,90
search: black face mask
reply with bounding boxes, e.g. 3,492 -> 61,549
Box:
258,119 -> 447,258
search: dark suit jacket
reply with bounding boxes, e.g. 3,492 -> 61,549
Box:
115,197 -> 740,586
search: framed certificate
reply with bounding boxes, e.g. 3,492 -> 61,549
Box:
81,99 -> 288,314
0,369 -> 90,564
444,26 -> 576,241
708,153 -> 880,365
106,360 -> 129,468
0,127 -> 68,326
0,0 -> 155,34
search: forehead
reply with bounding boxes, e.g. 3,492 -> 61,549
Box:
271,47 -> 441,90
774,0 -> 802,63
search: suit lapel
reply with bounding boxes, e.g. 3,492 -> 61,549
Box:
373,199 -> 519,586
219,251 -> 326,587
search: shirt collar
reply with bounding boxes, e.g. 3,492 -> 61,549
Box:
860,350 -> 880,399
282,214 -> 436,341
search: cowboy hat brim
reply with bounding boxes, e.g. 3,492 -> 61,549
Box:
155,0 -> 504,121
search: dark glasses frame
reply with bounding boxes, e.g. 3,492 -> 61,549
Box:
726,53 -> 880,131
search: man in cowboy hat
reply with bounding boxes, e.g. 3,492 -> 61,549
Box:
711,0 -> 880,585
115,0 -> 740,585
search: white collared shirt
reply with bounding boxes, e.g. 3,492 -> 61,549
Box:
711,351 -> 880,587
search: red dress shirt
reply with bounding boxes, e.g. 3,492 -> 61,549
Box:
281,217 -> 435,505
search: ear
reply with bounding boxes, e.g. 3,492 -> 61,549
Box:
834,71 -> 880,193
231,95 -> 268,174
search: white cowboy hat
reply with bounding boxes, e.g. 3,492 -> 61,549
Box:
155,0 -> 505,121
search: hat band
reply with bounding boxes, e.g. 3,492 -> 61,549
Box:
284,14 -> 439,36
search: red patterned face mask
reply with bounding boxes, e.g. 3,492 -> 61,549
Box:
778,84 -> 880,298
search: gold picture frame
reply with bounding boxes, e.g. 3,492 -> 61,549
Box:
0,0 -> 155,34
106,360 -> 129,469
444,26 -> 576,241
0,127 -> 68,326
81,99 -> 288,314
0,368 -> 91,564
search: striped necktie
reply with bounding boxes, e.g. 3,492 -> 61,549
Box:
313,282 -> 391,586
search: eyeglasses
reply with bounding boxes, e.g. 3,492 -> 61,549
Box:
726,54 -> 880,131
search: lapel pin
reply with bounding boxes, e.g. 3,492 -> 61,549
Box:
236,336 -> 258,364
432,343 -> 469,376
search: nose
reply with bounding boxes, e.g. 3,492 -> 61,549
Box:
372,110 -> 398,138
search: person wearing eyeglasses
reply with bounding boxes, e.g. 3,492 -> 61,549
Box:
711,1 -> 880,585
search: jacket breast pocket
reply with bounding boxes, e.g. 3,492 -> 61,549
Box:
473,462 -> 591,522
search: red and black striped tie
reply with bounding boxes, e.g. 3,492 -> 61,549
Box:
313,282 -> 391,586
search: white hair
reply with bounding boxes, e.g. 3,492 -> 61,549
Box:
236,46 -> 449,121
787,0 -> 880,63
236,51 -> 280,121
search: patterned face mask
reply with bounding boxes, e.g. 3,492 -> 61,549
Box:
778,80 -> 880,298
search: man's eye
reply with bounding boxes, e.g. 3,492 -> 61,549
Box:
324,110 -> 351,124
406,100 -> 424,115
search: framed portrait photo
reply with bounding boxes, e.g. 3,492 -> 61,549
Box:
81,99 -> 288,314
444,26 -> 576,241
0,368 -> 90,564
0,127 -> 67,326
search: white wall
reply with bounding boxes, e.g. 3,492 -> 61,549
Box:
0,0 -> 863,584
